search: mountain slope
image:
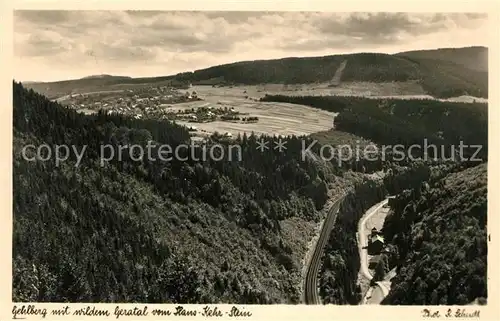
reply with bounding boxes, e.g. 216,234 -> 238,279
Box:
381,163 -> 487,304
413,57 -> 487,98
338,53 -> 422,82
21,75 -> 144,99
180,50 -> 487,99
397,46 -> 488,72
80,74 -> 132,80
24,47 -> 488,99
183,55 -> 346,85
12,82 -> 338,303
261,94 -> 488,161
13,81 -> 489,305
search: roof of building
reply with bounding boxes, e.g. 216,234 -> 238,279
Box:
371,234 -> 385,243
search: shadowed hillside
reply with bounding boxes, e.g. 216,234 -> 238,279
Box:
397,46 -> 488,72
13,82 -> 339,303
382,163 -> 487,304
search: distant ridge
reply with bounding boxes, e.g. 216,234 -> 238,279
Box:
20,81 -> 41,85
80,74 -> 132,80
22,46 -> 488,99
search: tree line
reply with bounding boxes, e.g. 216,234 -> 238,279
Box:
13,82 -> 336,303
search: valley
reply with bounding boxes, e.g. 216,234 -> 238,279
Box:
13,45 -> 489,306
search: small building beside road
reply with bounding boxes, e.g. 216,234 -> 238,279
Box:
368,234 -> 385,255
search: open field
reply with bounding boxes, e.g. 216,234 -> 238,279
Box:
173,82 -> 478,138
191,82 -> 427,100
190,83 -> 487,103
173,85 -> 337,137
68,83 -> 487,139
173,83 -> 483,138
47,80 -> 486,103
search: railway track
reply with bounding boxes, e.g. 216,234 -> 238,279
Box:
303,197 -> 343,304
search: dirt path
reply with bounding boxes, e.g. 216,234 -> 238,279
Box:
331,60 -> 348,86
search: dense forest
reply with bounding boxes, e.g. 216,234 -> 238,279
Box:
26,47 -> 487,99
165,51 -> 487,98
261,94 -> 488,161
396,46 -> 488,72
13,80 -> 488,305
13,82 -> 339,303
410,58 -> 487,98
317,160 -> 465,304
265,92 -> 488,305
381,163 -> 487,304
319,178 -> 387,304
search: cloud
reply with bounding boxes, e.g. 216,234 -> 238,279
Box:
14,10 -> 71,25
13,11 -> 489,81
300,13 -> 487,51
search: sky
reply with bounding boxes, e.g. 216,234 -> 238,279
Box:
13,11 -> 489,82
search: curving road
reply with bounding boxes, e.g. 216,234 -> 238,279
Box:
358,199 -> 389,280
357,198 -> 391,304
303,196 -> 343,304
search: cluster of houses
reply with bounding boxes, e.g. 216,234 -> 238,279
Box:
173,106 -> 257,125
67,86 -> 201,118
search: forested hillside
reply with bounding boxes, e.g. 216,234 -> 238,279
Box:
397,46 -> 488,72
26,47 -> 488,99
178,56 -> 346,85
319,178 -> 387,304
13,82 -> 338,303
413,58 -> 487,98
13,81 -> 488,305
396,47 -> 488,97
381,163 -> 487,304
261,94 -> 488,161
169,51 -> 488,98
262,93 -> 488,305
338,53 -> 421,82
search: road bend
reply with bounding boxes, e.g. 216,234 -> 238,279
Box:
303,196 -> 343,304
358,198 -> 392,304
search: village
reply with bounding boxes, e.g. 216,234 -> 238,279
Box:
172,106 -> 259,126
60,85 -> 201,117
57,85 -> 260,136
